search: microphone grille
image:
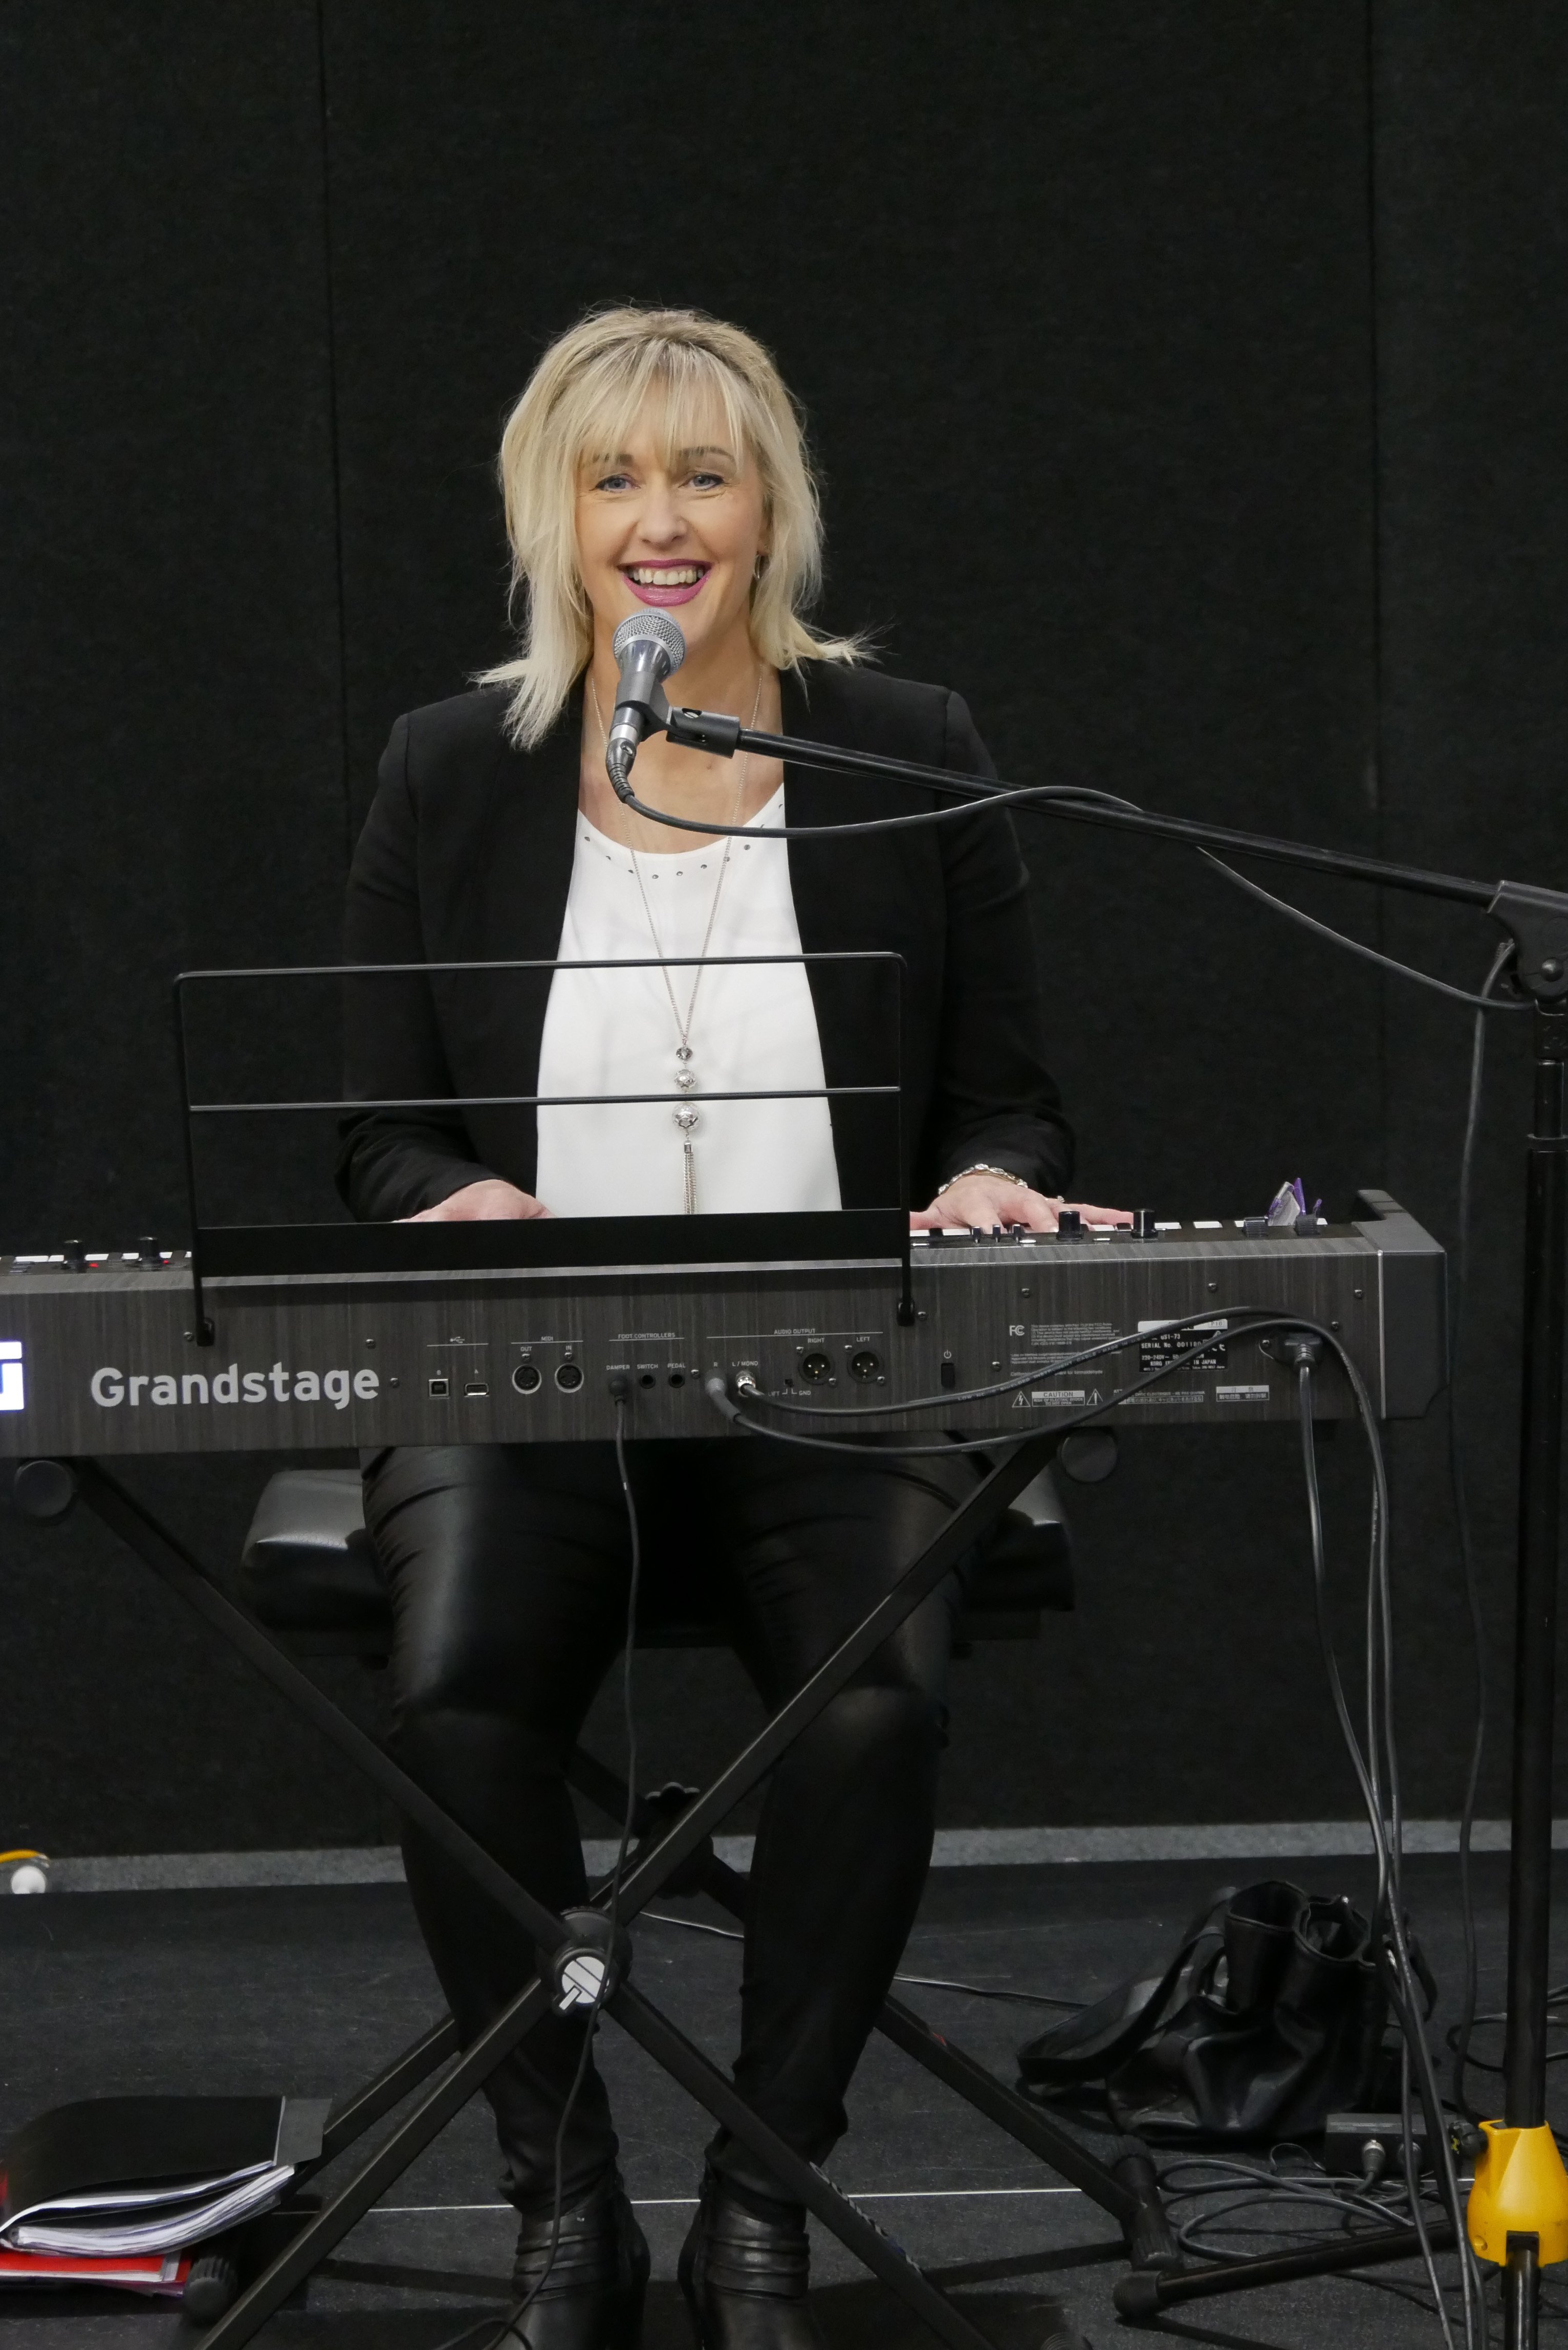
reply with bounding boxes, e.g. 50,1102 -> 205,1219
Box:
612,611 -> 687,674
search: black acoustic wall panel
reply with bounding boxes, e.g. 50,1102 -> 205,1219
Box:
0,2 -> 350,1245
0,5 -> 389,1855
1374,7 -> 1568,1823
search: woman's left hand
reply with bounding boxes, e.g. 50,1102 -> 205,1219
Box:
912,1176 -> 1133,1234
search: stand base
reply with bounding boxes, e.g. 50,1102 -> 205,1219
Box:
1470,2122 -> 1568,2266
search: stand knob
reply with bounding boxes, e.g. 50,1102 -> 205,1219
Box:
550,1908 -> 632,2013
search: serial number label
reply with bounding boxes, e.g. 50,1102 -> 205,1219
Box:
1136,1318 -> 1228,1374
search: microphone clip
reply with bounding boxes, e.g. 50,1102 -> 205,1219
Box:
665,707 -> 742,758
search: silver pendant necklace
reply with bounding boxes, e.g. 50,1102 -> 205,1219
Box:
589,670 -> 765,1213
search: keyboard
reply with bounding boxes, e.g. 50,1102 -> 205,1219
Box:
0,1189 -> 1443,1456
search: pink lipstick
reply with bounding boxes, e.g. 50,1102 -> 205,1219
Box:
621,562 -> 711,608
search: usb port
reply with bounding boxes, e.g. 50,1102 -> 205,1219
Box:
464,1381 -> 489,1398
428,1375 -> 450,1398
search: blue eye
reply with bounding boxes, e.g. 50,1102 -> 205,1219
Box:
688,471 -> 725,490
596,472 -> 634,492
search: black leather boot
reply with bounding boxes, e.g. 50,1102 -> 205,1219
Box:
678,2172 -> 826,2349
506,2168 -> 649,2348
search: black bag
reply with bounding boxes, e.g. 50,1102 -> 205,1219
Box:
1016,1879 -> 1425,2146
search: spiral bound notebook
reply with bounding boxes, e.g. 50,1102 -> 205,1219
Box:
0,2095 -> 328,2259
0,2248 -> 192,2295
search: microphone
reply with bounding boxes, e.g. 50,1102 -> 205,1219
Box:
605,612 -> 685,797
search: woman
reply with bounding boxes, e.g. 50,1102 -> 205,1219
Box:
340,307 -> 1118,2350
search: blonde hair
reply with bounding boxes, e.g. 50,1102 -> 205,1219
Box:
478,306 -> 863,746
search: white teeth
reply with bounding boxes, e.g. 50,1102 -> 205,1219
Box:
628,565 -> 704,585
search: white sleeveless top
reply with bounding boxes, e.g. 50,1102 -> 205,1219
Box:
533,787 -> 843,1218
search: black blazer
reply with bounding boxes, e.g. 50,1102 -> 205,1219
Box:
336,662 -> 1073,1220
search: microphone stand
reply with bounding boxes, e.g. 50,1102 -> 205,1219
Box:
633,706 -> 1568,2346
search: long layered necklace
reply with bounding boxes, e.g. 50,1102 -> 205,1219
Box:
589,671 -> 765,1213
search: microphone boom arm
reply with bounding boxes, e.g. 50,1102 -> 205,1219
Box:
656,704 -> 1568,989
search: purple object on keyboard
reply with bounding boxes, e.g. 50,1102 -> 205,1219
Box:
1263,1177 -> 1323,1228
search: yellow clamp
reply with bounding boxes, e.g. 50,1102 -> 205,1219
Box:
1468,2121 -> 1568,2267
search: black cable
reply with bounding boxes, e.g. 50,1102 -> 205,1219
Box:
1159,2171 -> 1429,2261
1195,850 -> 1527,1014
430,1403 -> 645,2350
709,1313 -> 1293,1458
723,1291 -> 1486,2337
636,1909 -> 1084,2008
1449,2044 -> 1568,2078
1300,1376 -> 1460,2347
1294,1356 -> 1480,2350
735,1301 -> 1257,1420
722,1298 -> 1482,2329
622,771 -> 1137,841
1449,1986 -> 1568,2086
1450,942 -> 1512,2116
1154,2149 -> 1464,2276
1362,1383 -> 1484,2350
614,758 -> 1527,1016
1400,2036 -> 1453,2350
607,1406 -> 644,1959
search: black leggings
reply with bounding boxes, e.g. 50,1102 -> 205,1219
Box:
363,1437 -> 971,2212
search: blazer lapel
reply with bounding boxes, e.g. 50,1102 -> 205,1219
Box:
439,691 -> 581,1195
781,670 -> 913,1209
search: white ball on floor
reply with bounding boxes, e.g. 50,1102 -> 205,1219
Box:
9,1862 -> 49,1895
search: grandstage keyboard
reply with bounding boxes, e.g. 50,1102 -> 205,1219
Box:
0,1190 -> 1444,1457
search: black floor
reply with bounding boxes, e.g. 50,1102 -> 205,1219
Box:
0,1851 -> 1556,2347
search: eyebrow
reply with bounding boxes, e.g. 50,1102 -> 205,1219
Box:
591,444 -> 737,469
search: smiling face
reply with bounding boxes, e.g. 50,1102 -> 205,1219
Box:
574,395 -> 769,675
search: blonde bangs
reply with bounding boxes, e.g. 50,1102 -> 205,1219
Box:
478,307 -> 862,748
574,348 -> 749,481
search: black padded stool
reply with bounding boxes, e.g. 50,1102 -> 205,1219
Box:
238,1462 -> 1075,1660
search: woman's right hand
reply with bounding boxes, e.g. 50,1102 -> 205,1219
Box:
401,1180 -> 551,1222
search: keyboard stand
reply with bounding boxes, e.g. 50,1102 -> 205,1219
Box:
58,1437 -> 1138,2349
24,1443 -> 1460,2345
